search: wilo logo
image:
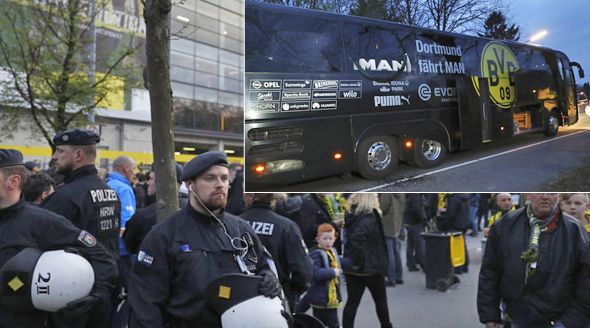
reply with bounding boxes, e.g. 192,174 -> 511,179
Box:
353,54 -> 412,72
342,90 -> 358,97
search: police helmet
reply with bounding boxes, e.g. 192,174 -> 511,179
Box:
206,273 -> 289,328
0,248 -> 95,312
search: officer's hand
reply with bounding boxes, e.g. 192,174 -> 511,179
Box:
57,295 -> 101,318
259,270 -> 281,298
484,322 -> 500,328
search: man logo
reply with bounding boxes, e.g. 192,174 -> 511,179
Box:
418,84 -> 432,101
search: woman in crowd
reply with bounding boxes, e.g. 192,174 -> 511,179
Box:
342,193 -> 393,328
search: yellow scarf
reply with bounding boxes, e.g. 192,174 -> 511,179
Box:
324,248 -> 340,308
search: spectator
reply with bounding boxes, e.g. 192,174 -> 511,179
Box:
307,223 -> 343,328
342,193 -> 393,328
22,172 -> 55,205
478,193 -> 590,327
378,193 -> 405,286
403,194 -> 427,272
484,193 -> 515,237
560,193 -> 590,234
437,193 -> 470,274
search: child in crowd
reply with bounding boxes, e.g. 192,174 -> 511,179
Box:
307,223 -> 343,328
560,193 -> 590,233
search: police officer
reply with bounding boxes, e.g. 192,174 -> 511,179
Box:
240,193 -> 312,312
128,151 -> 281,328
0,149 -> 118,328
42,129 -> 121,259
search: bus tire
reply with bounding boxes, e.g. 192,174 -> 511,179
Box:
544,110 -> 559,137
411,138 -> 447,168
356,136 -> 398,179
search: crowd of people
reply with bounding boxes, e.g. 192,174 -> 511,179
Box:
1,131 -> 589,327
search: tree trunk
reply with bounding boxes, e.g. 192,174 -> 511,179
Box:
144,0 -> 178,222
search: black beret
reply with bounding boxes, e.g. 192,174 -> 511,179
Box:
181,151 -> 228,181
53,128 -> 100,146
0,149 -> 24,168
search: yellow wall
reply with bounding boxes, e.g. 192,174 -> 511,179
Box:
0,144 -> 243,166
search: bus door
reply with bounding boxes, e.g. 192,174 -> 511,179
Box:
556,56 -> 578,125
456,77 -> 484,149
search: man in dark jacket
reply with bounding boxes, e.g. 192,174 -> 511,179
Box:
127,151 -> 281,327
478,193 -> 590,328
42,129 -> 121,260
241,193 -> 313,312
0,149 -> 117,328
403,194 -> 427,272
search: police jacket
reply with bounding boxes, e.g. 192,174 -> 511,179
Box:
128,203 -> 270,328
123,195 -> 191,255
43,165 -> 121,259
106,172 -> 136,256
308,247 -> 342,308
343,208 -> 388,276
477,207 -> 590,327
0,200 -> 118,328
240,204 -> 312,294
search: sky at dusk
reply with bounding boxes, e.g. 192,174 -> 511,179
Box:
508,0 -> 590,85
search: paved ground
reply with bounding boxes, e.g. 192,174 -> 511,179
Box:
301,231 -> 486,327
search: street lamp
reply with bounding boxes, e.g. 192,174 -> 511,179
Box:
526,30 -> 548,43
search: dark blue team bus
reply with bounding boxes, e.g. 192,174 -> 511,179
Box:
244,1 -> 584,185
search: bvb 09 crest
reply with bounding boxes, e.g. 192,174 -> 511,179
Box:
472,41 -> 520,109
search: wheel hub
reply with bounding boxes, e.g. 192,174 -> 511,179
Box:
421,139 -> 442,161
367,141 -> 392,171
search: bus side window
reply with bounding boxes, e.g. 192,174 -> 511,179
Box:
245,10 -> 343,73
557,59 -> 565,80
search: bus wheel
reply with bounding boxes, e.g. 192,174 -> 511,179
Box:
544,110 -> 559,136
357,136 -> 398,179
411,138 -> 447,168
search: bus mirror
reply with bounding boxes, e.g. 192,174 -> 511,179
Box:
571,62 -> 584,78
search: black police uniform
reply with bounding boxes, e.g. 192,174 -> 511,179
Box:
128,205 -> 270,327
0,200 -> 118,328
240,203 -> 312,311
42,129 -> 121,259
43,165 -> 121,259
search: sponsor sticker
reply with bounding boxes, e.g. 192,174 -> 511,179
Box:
311,101 -> 337,111
282,90 -> 311,100
339,80 -> 362,89
281,102 -> 310,112
249,91 -> 281,102
312,91 -> 337,100
78,230 -> 97,247
313,80 -> 338,90
249,79 -> 282,90
248,102 -> 280,113
339,89 -> 362,99
283,80 -> 311,89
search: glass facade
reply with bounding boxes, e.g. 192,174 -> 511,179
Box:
170,0 -> 244,136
